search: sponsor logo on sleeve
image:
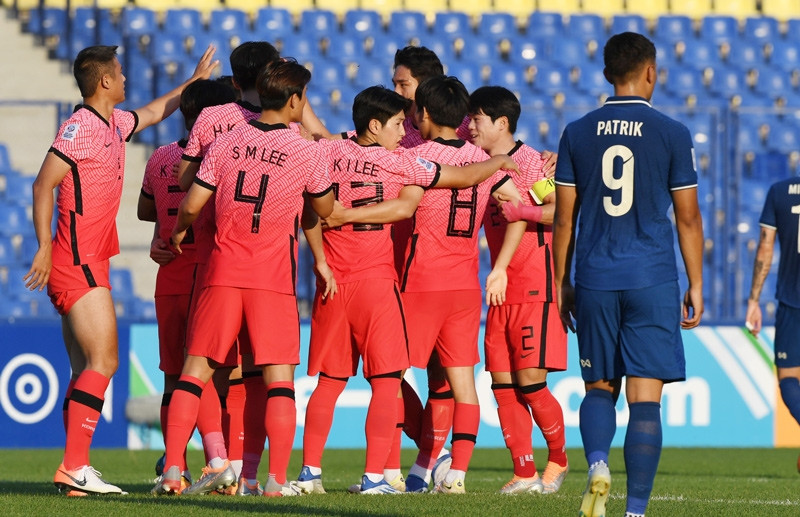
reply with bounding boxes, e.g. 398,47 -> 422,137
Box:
61,123 -> 79,141
415,156 -> 436,173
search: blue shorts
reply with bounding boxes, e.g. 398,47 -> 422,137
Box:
775,303 -> 800,368
574,281 -> 686,383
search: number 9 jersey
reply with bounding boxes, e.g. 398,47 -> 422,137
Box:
554,96 -> 697,291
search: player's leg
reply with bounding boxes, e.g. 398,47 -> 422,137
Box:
401,377 -> 424,445
61,316 -> 84,433
262,363 -> 300,496
774,303 -> 800,471
238,330 -> 269,495
361,372 -> 404,493
623,377 -> 665,517
298,373 -> 347,493
217,365 -> 242,482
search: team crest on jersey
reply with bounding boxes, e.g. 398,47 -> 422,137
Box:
415,156 -> 436,172
61,123 -> 79,141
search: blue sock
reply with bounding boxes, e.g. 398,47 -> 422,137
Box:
579,389 -> 616,467
779,378 -> 800,425
624,402 -> 662,516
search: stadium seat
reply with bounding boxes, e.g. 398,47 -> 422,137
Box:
699,15 -> 738,43
712,0 -> 758,18
366,33 -> 404,62
225,0 -> 269,15
588,0 -> 626,18
324,32 -> 369,63
526,11 -> 564,39
531,63 -> 569,95
343,9 -> 383,37
709,66 -> 746,99
477,12 -> 518,43
762,0 -> 800,21
664,66 -> 704,98
743,16 -> 780,44
492,0 -> 535,20
555,38 -> 593,66
316,0 -> 359,17
736,119 -> 767,155
298,10 -> 339,37
253,7 -> 294,40
403,0 -> 449,23
444,60 -> 483,92
627,0 -> 670,20
432,12 -> 473,40
725,40 -> 764,72
754,67 -> 789,100
154,113 -> 184,149
109,268 -> 135,301
455,38 -> 500,65
308,59 -> 349,91
26,6 -> 67,37
752,151 -> 791,180
3,174 -> 35,205
422,34 -> 457,65
163,8 -> 204,36
576,63 -> 608,96
0,235 -> 16,267
678,39 -> 718,70
767,123 -> 799,154
566,13 -> 605,43
536,0 -> 580,15
119,7 -> 157,38
670,0 -> 713,19
149,32 -> 187,64
280,35 -> 319,62
610,14 -> 647,36
508,38 -> 548,66
154,61 -> 186,96
0,144 -> 11,173
487,63 -> 527,93
654,15 -> 694,44
208,8 -> 250,36
0,298 -> 35,320
352,58 -> 391,88
367,0 -> 404,21
454,0 -> 494,18
769,40 -> 800,73
387,11 -> 428,40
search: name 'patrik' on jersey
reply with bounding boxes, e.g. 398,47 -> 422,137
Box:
597,120 -> 643,136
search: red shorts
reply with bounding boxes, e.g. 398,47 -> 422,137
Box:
187,264 -> 238,368
309,278 -> 410,378
186,286 -> 300,367
402,290 -> 481,369
47,260 -> 110,315
484,301 -> 567,373
155,293 -> 192,375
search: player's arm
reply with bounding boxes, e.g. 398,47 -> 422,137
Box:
24,152 -> 70,291
149,221 -> 175,266
137,190 -> 157,222
177,159 -> 201,192
301,103 -> 335,141
485,179 -> 526,306
134,46 -> 218,131
501,181 -> 556,225
301,196 -> 337,299
171,182 -> 212,254
672,186 -> 705,329
745,225 -> 775,335
322,185 -> 424,228
540,150 -> 557,178
552,183 -> 579,332
433,154 -> 519,189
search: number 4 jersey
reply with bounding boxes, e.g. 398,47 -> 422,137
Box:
554,96 -> 697,291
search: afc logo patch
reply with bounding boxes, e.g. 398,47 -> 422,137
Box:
415,156 -> 436,173
61,123 -> 79,141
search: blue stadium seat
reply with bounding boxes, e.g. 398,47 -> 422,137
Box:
577,64 -> 608,96
367,33 -> 404,62
280,35 -> 319,62
680,40 -> 719,71
0,144 -> 11,173
0,298 -> 35,319
72,7 -> 100,39
109,268 -> 135,301
654,15 -> 694,44
149,32 -> 187,64
554,38 -> 593,66
164,8 -> 204,36
767,124 -> 799,154
155,112 -> 184,148
343,9 -> 383,37
27,7 -> 67,38
3,174 -> 34,206
664,66 -> 704,98
253,7 -> 295,40
527,11 -> 564,39
508,38 -> 549,66
736,119 -> 766,154
709,66 -> 745,99
352,58 -> 391,88
477,12 -> 518,43
488,63 -> 527,92
209,8 -> 250,36
456,39 -> 500,65
532,64 -> 569,95
432,12 -> 472,40
119,7 -> 158,38
298,10 -> 339,37
566,14 -> 605,43
769,40 -> 800,73
752,151 -> 790,180
387,11 -> 428,40
699,15 -> 738,43
310,59 -> 349,90
610,15 -> 647,36
0,235 -> 16,267
423,34 -> 457,65
726,40 -> 765,71
444,61 -> 483,93
743,16 -> 780,43
324,32 -> 369,63
754,67 -> 789,99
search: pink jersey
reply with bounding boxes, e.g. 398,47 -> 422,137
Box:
400,138 -> 511,293
49,106 -> 137,266
321,138 -> 440,284
141,139 -> 197,296
400,116 -> 471,148
483,142 -> 554,304
196,121 -> 332,293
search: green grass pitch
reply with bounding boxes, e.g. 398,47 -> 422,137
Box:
1,448 -> 798,516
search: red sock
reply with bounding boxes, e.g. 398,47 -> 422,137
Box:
302,375 -> 346,468
63,370 -> 108,469
225,380 -> 246,464
385,392 -> 404,470
416,379 -> 454,469
265,381 -> 296,484
450,402 -> 480,472
492,383 -> 536,477
241,375 -> 267,480
196,379 -> 226,463
401,379 -> 423,446
62,378 -> 75,434
365,376 -> 402,473
521,383 -> 567,467
165,375 -> 204,471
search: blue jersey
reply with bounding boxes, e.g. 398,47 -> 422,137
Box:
759,178 -> 800,308
555,96 -> 697,290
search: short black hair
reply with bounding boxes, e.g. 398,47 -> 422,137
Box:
230,41 -> 280,91
73,45 -> 118,98
180,79 -> 237,131
468,86 -> 520,134
415,75 -> 469,129
603,32 -> 656,84
256,58 -> 311,111
393,46 -> 444,84
352,86 -> 412,136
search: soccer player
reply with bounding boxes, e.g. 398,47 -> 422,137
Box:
152,58 -> 334,498
323,75 -> 528,494
552,33 -> 704,517
137,78 -> 237,490
744,175 -> 800,473
24,44 -> 217,495
468,86 -> 569,495
296,85 -> 519,495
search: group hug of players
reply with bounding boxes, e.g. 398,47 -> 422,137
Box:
138,40 -> 570,498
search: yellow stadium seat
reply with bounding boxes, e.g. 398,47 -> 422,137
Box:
626,0 -> 669,20
453,0 -> 493,18
713,0 -> 758,18
175,0 -> 224,16
761,0 -> 800,21
226,0 -> 270,17
269,0 -> 315,17
315,0 -> 359,17
365,0 -> 404,20
584,0 -> 625,18
404,0 -> 448,22
536,0 -> 581,15
670,0 -> 712,19
493,0 -> 535,19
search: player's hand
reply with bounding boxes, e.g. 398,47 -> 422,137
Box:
320,200 -> 348,229
541,150 -> 557,179
190,45 -> 219,82
493,154 -> 520,175
680,285 -> 704,329
296,123 -> 313,141
485,268 -> 508,307
171,228 -> 187,254
150,237 -> 175,266
557,282 -> 576,333
500,200 -> 523,223
23,244 -> 52,291
314,261 -> 337,300
745,299 -> 762,335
